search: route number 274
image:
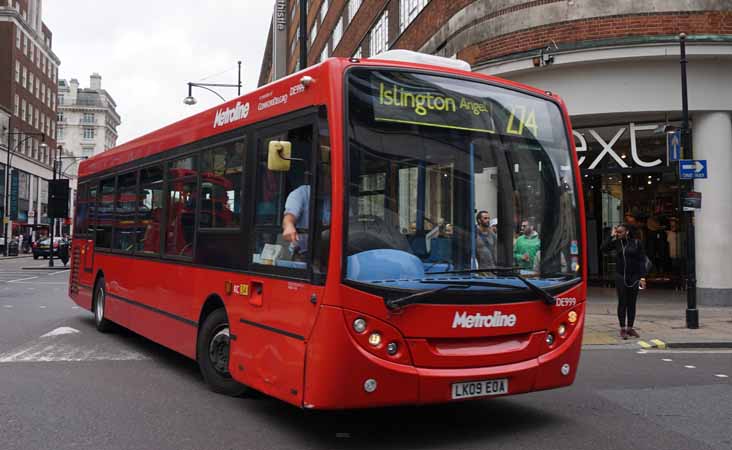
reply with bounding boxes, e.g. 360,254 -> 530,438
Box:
506,106 -> 539,136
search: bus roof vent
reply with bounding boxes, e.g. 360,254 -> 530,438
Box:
368,50 -> 472,72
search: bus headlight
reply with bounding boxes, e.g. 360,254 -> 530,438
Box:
546,333 -> 555,346
353,318 -> 367,333
558,323 -> 567,336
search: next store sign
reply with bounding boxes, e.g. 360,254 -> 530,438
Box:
573,123 -> 663,169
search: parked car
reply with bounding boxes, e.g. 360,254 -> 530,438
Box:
32,237 -> 65,259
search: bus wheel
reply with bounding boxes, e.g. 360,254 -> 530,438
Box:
197,308 -> 250,396
93,277 -> 114,333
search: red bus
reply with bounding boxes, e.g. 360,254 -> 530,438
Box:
69,51 -> 586,409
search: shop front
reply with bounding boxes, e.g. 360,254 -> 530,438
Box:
576,121 -> 685,289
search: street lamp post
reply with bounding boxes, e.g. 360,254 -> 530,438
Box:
1,129 -> 47,256
183,61 -> 242,105
679,32 -> 699,329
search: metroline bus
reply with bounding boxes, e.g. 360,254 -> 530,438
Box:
69,51 -> 587,409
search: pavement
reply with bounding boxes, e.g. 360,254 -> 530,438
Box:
584,287 -> 732,348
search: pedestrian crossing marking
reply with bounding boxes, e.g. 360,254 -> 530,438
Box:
638,341 -> 652,349
650,339 -> 666,349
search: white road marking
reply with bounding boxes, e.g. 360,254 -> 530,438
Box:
3,305 -> 13,308
684,365 -> 696,369
50,270 -> 70,276
662,358 -> 673,362
41,327 -> 80,338
8,276 -> 38,283
0,327 -> 149,363
12,281 -> 67,285
714,374 -> 729,378
71,306 -> 80,309
39,305 -> 47,308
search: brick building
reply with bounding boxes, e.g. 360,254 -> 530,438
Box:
0,0 -> 60,243
258,0 -> 732,305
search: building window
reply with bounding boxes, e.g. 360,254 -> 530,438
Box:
20,99 -> 26,122
348,0 -> 362,22
319,0 -> 328,24
353,46 -> 362,58
58,94 -> 63,106
14,95 -> 19,116
27,103 -> 32,124
57,126 -> 64,140
370,10 -> 389,56
16,28 -> 20,48
82,113 -> 95,124
21,65 -> 26,88
15,61 -> 19,83
28,73 -> 33,93
333,16 -> 343,49
310,21 -> 317,46
57,112 -> 64,122
83,127 -> 95,140
23,34 -> 27,55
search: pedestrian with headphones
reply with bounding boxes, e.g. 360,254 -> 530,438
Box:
601,223 -> 648,339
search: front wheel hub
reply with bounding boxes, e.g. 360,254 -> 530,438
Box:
209,327 -> 231,376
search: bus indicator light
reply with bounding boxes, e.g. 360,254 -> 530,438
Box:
568,311 -> 578,324
368,332 -> 382,347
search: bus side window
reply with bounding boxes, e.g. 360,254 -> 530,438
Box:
195,137 -> 247,269
137,165 -> 163,255
74,183 -> 88,238
96,178 -> 115,248
87,185 -> 97,238
165,155 -> 198,258
113,171 -> 137,252
251,125 -> 313,270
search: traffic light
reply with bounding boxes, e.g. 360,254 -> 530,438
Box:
48,179 -> 70,218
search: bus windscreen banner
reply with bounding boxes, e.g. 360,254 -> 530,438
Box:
367,71 -> 561,143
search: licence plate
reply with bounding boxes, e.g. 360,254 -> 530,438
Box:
451,378 -> 508,400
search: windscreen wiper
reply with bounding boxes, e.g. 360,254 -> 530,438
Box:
386,284 -> 469,310
421,266 -> 557,306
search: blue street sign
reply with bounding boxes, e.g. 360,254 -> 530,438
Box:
667,130 -> 681,162
679,159 -> 708,179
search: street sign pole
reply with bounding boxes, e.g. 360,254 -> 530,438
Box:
679,33 -> 699,329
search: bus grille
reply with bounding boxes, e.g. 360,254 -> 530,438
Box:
69,245 -> 80,295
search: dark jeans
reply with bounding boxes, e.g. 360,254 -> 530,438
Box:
615,274 -> 640,328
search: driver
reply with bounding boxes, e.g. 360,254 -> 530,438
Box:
282,185 -> 331,254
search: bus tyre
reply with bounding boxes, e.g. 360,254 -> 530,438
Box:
93,277 -> 114,333
197,308 -> 250,397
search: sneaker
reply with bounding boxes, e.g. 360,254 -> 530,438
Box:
627,328 -> 640,338
619,328 -> 628,339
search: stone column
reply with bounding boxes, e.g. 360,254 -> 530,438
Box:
692,112 -> 732,306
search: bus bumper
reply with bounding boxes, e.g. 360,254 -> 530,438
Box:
303,306 -> 584,410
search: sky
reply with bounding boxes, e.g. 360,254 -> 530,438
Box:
44,1 -> 274,145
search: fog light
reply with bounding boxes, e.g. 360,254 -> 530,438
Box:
561,363 -> 571,376
386,342 -> 398,355
368,332 -> 382,346
546,333 -> 555,345
364,378 -> 377,393
353,318 -> 367,333
558,323 -> 567,336
568,311 -> 577,324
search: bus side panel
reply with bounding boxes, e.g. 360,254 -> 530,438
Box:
99,254 -> 197,359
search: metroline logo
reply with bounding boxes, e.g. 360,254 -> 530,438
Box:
213,101 -> 250,128
451,311 -> 517,329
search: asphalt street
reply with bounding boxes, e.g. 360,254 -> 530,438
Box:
0,257 -> 730,450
